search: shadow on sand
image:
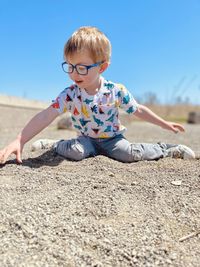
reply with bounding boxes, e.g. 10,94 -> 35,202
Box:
0,150 -> 65,169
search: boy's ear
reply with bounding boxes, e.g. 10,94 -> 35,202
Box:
99,62 -> 109,73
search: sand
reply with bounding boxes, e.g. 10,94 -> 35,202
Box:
0,104 -> 200,267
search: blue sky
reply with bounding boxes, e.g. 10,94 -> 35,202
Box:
0,0 -> 200,104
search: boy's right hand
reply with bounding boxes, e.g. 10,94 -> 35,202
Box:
0,106 -> 59,165
0,139 -> 23,164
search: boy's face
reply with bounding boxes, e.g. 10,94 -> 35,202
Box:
66,50 -> 106,91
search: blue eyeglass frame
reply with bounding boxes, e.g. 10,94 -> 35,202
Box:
62,61 -> 104,75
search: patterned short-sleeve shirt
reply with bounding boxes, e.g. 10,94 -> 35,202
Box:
51,77 -> 139,138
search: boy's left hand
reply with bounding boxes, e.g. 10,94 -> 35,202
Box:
162,122 -> 185,133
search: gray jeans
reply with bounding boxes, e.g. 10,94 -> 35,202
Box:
54,134 -> 168,163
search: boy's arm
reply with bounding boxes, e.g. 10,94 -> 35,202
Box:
134,104 -> 185,133
0,106 -> 59,164
19,105 -> 59,144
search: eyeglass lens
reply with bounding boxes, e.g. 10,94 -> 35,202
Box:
63,63 -> 87,75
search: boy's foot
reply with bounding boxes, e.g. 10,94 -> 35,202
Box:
166,145 -> 195,159
31,139 -> 58,151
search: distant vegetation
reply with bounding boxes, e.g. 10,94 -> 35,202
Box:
131,91 -> 200,123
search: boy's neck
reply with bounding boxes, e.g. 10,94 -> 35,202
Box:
84,77 -> 102,95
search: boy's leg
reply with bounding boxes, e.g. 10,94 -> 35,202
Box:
97,135 -> 167,163
98,135 -> 195,162
55,136 -> 97,161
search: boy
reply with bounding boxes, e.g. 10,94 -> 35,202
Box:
0,26 -> 195,164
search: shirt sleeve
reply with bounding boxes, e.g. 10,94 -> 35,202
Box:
51,87 -> 72,114
116,83 -> 139,114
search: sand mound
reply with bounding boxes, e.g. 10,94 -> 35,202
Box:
0,94 -> 48,109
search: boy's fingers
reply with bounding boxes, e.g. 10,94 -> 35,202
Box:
0,154 -> 7,164
16,150 -> 22,164
0,147 -> 17,164
0,155 -> 5,164
170,123 -> 185,133
176,125 -> 185,132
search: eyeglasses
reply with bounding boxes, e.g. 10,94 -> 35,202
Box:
62,61 -> 104,75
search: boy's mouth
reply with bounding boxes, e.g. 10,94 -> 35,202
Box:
75,80 -> 83,85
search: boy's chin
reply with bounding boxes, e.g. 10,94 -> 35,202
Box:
75,81 -> 84,87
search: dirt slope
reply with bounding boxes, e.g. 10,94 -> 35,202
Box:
0,105 -> 200,267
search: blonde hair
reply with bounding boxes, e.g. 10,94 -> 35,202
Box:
64,26 -> 111,63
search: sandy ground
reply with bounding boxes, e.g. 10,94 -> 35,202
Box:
0,105 -> 200,267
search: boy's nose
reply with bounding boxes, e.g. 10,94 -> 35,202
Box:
70,70 -> 80,79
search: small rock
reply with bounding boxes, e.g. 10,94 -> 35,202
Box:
57,115 -> 73,130
171,180 -> 182,186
